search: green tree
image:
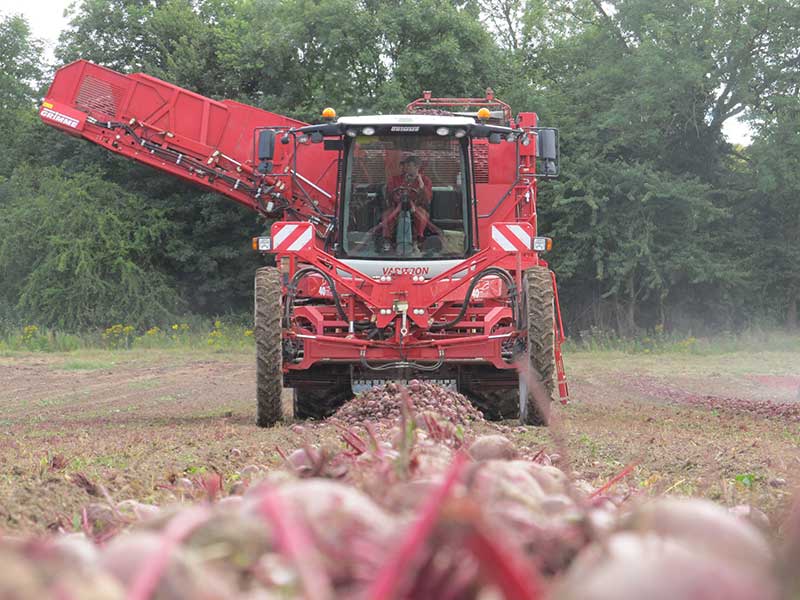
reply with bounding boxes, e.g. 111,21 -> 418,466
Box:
0,13 -> 44,178
513,0 -> 800,333
745,106 -> 800,329
372,0 -> 505,111
0,165 -> 180,329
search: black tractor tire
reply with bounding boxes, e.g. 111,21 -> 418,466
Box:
255,267 -> 283,427
293,385 -> 353,420
457,366 -> 519,420
521,266 -> 557,426
464,388 -> 518,421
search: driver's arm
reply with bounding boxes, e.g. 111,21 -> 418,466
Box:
417,174 -> 433,206
385,175 -> 400,205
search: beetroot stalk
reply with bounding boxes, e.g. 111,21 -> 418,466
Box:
589,461 -> 639,500
465,527 -> 544,600
334,422 -> 367,454
275,445 -> 289,461
257,490 -> 335,600
127,505 -> 213,600
81,508 -> 91,539
366,452 -> 468,600
364,422 -> 384,458
198,472 -> 223,502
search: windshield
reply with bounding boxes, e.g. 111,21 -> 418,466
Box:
341,135 -> 469,259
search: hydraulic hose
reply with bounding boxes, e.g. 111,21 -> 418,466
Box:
429,267 -> 519,331
284,266 -> 373,332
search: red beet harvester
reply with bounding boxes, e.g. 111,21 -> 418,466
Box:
40,61 -> 569,425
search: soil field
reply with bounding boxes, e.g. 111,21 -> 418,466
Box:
1,347 -> 798,535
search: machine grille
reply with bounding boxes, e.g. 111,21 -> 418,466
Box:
472,144 -> 489,183
75,75 -> 126,118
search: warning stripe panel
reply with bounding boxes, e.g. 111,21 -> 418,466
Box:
491,223 -> 533,252
288,227 -> 313,251
271,222 -> 314,252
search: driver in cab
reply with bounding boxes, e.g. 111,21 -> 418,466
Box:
380,155 -> 433,251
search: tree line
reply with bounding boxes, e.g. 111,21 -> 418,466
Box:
0,0 -> 798,335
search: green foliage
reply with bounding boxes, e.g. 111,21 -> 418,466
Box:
0,325 -> 86,354
0,165 -> 180,329
744,107 -> 800,328
734,473 -> 757,490
0,318 -> 255,354
567,328 -> 800,355
0,13 -> 43,108
372,0 -> 504,110
566,324 -> 700,355
514,0 -> 800,333
101,324 -> 136,349
0,14 -> 45,178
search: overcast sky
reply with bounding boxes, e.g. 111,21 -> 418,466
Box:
1,0 -> 71,61
3,0 -> 752,144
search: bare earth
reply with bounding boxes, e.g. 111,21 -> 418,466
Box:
1,348 -> 798,535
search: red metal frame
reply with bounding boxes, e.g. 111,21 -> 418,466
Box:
406,89 -> 514,125
40,60 -> 569,401
40,60 -> 338,233
272,221 -> 541,369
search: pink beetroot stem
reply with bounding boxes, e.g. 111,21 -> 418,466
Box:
589,461 -> 639,499
257,489 -> 335,600
466,527 -> 544,600
127,505 -> 212,600
366,452 -> 468,600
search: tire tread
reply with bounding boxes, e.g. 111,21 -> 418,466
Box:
255,267 -> 283,427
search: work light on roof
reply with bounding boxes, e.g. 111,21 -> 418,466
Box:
435,127 -> 450,136
361,126 -> 375,136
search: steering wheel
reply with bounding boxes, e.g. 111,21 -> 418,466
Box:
390,184 -> 420,197
389,184 -> 421,211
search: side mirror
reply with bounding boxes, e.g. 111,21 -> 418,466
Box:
258,129 -> 276,161
537,128 -> 557,160
257,129 -> 276,173
534,128 -> 559,178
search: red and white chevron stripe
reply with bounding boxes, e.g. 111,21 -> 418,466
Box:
490,223 -> 533,252
270,222 -> 314,252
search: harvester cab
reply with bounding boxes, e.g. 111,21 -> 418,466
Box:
293,115 -> 486,264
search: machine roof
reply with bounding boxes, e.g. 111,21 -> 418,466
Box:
337,115 -> 477,126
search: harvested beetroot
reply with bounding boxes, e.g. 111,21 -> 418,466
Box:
0,380 -> 791,599
332,380 -> 483,426
100,531 -> 235,600
622,497 -> 773,571
468,435 -> 518,461
0,539 -> 125,600
553,532 -> 779,600
528,464 -> 569,495
117,500 -> 160,521
729,503 -> 771,531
